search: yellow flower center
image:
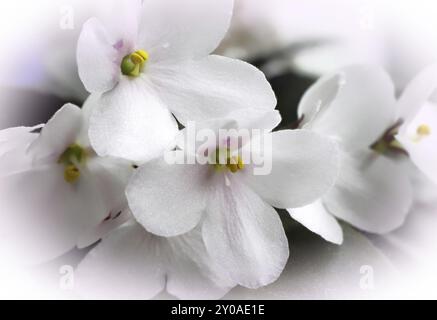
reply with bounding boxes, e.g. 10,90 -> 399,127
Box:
64,165 -> 80,183
417,124 -> 431,136
120,49 -> 149,77
57,143 -> 87,184
212,148 -> 245,173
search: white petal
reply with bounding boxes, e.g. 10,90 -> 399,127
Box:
27,104 -> 83,161
126,158 -> 211,237
0,164 -> 106,265
77,18 -> 120,93
76,165 -> 113,229
203,176 -> 289,289
181,108 -> 281,134
395,64 -> 437,185
88,78 -> 178,163
76,221 -> 165,299
77,209 -> 131,249
397,101 -> 437,185
94,0 -> 142,50
242,130 -> 340,209
76,220 -> 233,299
74,94 -> 98,148
225,224 -> 397,299
298,65 -> 397,150
368,165 -> 437,271
150,55 -> 276,125
86,156 -> 133,215
324,149 -> 413,234
397,64 -> 437,124
288,201 -> 343,245
408,162 -> 437,206
0,126 -> 40,155
0,127 -> 39,176
227,109 -> 282,133
176,109 -> 281,160
165,226 -> 235,299
138,0 -> 233,62
75,156 -> 134,249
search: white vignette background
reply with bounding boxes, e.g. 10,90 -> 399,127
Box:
0,0 -> 437,299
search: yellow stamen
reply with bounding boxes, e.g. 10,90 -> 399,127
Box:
121,49 -> 149,77
237,157 -> 245,170
213,149 -> 245,173
417,124 -> 431,136
64,165 -> 80,183
135,49 -> 149,61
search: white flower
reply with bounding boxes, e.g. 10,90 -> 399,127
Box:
396,64 -> 437,185
289,65 -> 414,245
75,218 -> 235,299
125,110 -> 340,288
77,0 -> 276,164
0,102 -> 132,264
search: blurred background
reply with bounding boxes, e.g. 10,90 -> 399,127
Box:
1,0 -> 437,299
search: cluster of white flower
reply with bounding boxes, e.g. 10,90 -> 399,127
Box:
0,0 -> 436,299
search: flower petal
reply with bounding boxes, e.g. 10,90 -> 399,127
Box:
88,78 -> 178,163
76,220 -> 233,299
298,65 -> 397,150
77,18 -> 120,93
74,156 -> 134,249
150,55 -> 276,125
397,101 -> 437,185
324,149 -> 413,234
76,165 -> 113,229
176,109 -> 281,161
397,64 -> 437,124
225,224 -> 397,299
27,103 -> 83,161
76,209 -> 131,249
395,64 -> 437,185
288,201 -> 343,245
86,156 -> 133,215
166,226 -> 235,299
0,164 -> 106,264
73,95 -> 95,148
0,126 -> 40,155
94,0 -> 142,50
126,158 -> 211,237
75,221 -> 165,299
242,130 -> 340,209
202,176 -> 289,289
138,0 -> 233,62
227,108 -> 282,133
0,126 -> 39,176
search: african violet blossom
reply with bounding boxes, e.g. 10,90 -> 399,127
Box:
125,109 -> 340,288
289,65 -> 414,245
396,64 -> 437,185
0,103 -> 132,264
77,0 -> 276,163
